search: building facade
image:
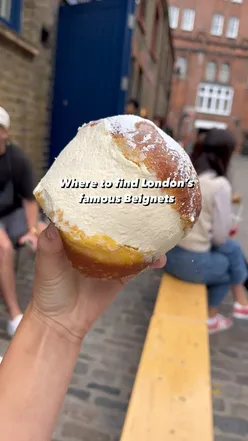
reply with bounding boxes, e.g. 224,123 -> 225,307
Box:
0,0 -> 56,178
0,0 -> 173,180
167,0 -> 248,150
128,0 -> 174,120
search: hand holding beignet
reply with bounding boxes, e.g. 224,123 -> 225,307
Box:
34,115 -> 201,279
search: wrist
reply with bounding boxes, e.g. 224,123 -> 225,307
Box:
27,302 -> 85,346
29,226 -> 38,236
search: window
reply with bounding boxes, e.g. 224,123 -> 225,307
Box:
232,0 -> 242,3
181,9 -> 195,31
0,0 -> 11,20
211,14 -> 224,36
0,0 -> 22,32
196,83 -> 234,116
168,6 -> 179,29
226,17 -> 239,39
174,57 -> 188,79
205,62 -> 217,82
219,63 -> 230,83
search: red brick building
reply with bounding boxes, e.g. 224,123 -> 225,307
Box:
167,0 -> 248,151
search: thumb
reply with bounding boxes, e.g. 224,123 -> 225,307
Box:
35,222 -> 69,282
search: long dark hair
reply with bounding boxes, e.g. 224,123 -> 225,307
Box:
191,129 -> 235,177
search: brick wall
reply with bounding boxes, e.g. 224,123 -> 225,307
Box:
168,0 -> 248,150
0,0 -> 57,180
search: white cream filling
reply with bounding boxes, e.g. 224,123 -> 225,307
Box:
34,117 -> 189,258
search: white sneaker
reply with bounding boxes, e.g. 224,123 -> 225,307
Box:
7,314 -> 23,337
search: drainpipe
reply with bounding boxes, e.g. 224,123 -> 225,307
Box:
153,18 -> 165,116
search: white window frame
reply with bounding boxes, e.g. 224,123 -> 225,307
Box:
181,8 -> 195,32
0,0 -> 11,21
168,6 -> 179,30
226,17 -> 239,39
195,83 -> 234,116
211,14 -> 224,36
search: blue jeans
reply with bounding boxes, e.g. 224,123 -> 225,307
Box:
165,239 -> 248,307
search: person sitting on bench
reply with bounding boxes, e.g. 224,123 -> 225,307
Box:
165,129 -> 248,334
0,107 -> 46,337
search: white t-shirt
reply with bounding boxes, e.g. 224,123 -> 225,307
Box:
179,171 -> 232,252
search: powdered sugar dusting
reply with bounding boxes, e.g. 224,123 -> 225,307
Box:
105,115 -> 144,150
105,114 -> 197,183
105,115 -> 141,135
143,134 -> 152,142
104,115 -> 200,222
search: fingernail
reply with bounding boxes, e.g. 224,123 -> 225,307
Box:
46,222 -> 59,240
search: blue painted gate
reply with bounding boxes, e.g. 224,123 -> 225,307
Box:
50,0 -> 136,164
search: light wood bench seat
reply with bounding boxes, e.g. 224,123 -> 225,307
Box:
120,273 -> 213,441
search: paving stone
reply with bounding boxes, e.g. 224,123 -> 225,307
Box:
211,369 -> 233,381
213,398 -> 225,412
78,353 -> 95,362
119,374 -> 135,389
93,328 -> 106,334
110,332 -> 145,344
215,437 -> 244,441
67,388 -> 90,402
219,348 -> 239,359
213,358 -> 248,373
98,413 -> 125,431
74,362 -> 89,375
218,382 -> 242,399
62,398 -> 97,423
134,326 -> 148,336
95,397 -> 128,412
236,375 -> 248,386
122,308 -> 150,318
124,314 -> 149,326
82,343 -> 104,355
70,375 -> 83,387
241,386 -> 248,399
103,338 -> 135,350
100,357 -> 133,372
214,415 -> 248,436
62,422 -> 111,441
92,369 -> 117,385
87,383 -> 120,396
231,403 -> 248,419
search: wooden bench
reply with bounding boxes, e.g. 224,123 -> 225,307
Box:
120,273 -> 213,441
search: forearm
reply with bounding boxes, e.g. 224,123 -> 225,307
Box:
23,199 -> 39,230
0,304 -> 82,441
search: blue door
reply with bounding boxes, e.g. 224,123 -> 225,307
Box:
50,0 -> 136,164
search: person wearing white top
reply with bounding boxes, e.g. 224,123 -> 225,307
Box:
165,129 -> 248,334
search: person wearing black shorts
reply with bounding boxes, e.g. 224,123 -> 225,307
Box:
0,107 -> 46,336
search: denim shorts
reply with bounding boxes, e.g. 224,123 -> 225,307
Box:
165,240 -> 248,307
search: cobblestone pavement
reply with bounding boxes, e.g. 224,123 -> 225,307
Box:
0,154 -> 247,440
